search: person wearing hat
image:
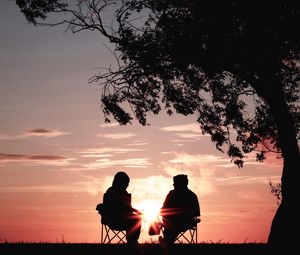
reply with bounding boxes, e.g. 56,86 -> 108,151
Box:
159,174 -> 200,245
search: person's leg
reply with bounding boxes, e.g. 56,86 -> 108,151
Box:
163,227 -> 180,245
125,214 -> 142,244
161,216 -> 180,245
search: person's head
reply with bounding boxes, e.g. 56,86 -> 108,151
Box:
112,171 -> 130,191
173,174 -> 188,190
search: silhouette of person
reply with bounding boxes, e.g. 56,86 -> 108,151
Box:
102,171 -> 142,245
160,174 -> 200,245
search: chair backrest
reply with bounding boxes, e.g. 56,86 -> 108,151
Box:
97,192 -> 132,229
96,203 -> 109,226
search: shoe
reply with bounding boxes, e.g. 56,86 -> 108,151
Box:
159,236 -> 169,255
159,236 -> 167,247
127,241 -> 143,255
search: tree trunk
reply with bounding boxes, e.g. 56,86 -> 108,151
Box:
261,78 -> 300,247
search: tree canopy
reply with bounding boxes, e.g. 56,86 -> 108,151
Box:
15,0 -> 300,245
16,0 -> 300,167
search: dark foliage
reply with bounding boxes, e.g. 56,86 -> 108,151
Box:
269,180 -> 282,206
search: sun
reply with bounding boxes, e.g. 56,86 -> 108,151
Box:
136,200 -> 161,225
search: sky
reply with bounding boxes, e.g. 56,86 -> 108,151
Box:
0,0 -> 282,244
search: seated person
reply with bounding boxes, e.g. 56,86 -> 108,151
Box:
99,171 -> 142,245
160,174 -> 200,245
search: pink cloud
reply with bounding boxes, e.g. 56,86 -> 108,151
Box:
161,123 -> 209,139
161,123 -> 202,133
99,122 -> 119,128
77,147 -> 143,156
24,128 -> 69,137
0,153 -> 72,166
85,157 -> 151,169
97,132 -> 136,139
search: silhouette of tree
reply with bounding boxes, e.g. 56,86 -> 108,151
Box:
14,0 -> 299,246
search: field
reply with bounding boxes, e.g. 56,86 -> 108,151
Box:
0,243 -> 287,255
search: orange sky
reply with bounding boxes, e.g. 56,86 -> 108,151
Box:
0,1 -> 281,244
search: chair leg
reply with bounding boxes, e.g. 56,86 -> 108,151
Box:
104,224 -> 110,243
109,229 -> 126,244
189,228 -> 196,244
101,223 -> 104,244
101,223 -> 126,244
175,226 -> 198,244
177,231 -> 192,243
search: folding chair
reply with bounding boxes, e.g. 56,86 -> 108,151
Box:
158,217 -> 200,244
96,203 -> 127,244
100,222 -> 126,244
175,218 -> 200,244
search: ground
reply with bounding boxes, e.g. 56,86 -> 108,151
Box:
0,243 -> 287,255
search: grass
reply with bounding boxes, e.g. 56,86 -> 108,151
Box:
0,242 -> 284,255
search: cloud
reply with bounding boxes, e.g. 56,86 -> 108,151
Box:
0,175 -> 165,199
159,153 -> 226,196
173,133 -> 204,139
216,176 -> 278,185
0,174 -> 111,196
97,132 -> 136,139
81,154 -> 113,158
85,157 -> 151,169
0,134 -> 10,140
0,175 -> 167,199
0,185 -> 80,194
0,174 -> 109,196
78,147 -> 143,157
75,175 -> 113,196
162,153 -> 280,188
161,123 -> 202,133
0,129 -> 69,140
0,182 -> 99,195
99,122 -> 119,128
130,175 -> 172,203
162,153 -> 227,180
162,165 -> 215,196
168,153 -> 226,166
86,174 -> 172,206
0,153 -> 73,166
127,140 -> 148,146
159,152 -> 269,196
161,123 -> 208,140
24,128 -> 69,138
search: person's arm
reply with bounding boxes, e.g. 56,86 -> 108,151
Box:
126,193 -> 142,214
160,191 -> 173,217
132,207 -> 143,215
191,194 -> 201,223
192,193 -> 201,216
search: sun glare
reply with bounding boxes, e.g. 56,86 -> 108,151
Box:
136,200 -> 161,225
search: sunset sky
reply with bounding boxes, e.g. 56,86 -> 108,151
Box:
0,1 -> 282,243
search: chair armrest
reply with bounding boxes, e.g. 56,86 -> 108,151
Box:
96,203 -> 105,215
194,217 -> 201,223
